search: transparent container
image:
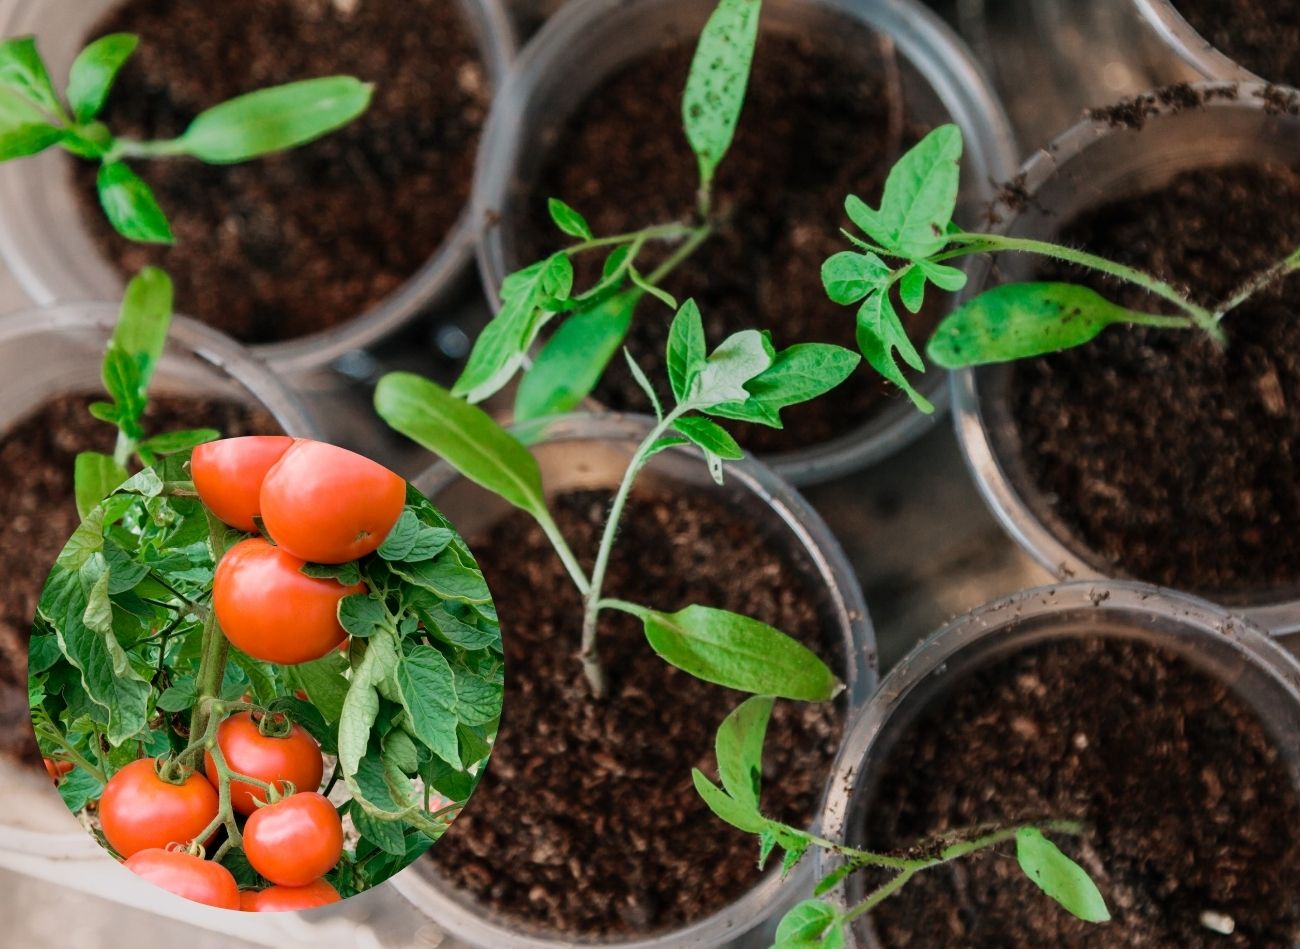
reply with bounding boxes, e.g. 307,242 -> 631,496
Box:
815,580 -> 1300,947
0,301 -> 319,858
470,0 -> 1016,486
394,413 -> 878,948
948,84 -> 1300,635
0,0 -> 517,376
1131,0 -> 1262,82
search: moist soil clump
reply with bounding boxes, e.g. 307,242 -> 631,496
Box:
1173,0 -> 1300,86
863,637 -> 1300,947
1010,163 -> 1300,596
74,0 -> 490,344
0,395 -> 278,765
427,489 -> 844,936
518,26 -> 944,454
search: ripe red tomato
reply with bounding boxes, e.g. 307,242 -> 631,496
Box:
43,758 -> 73,782
191,436 -> 294,532
203,712 -> 324,815
243,792 -> 343,887
213,537 -> 365,664
241,878 -> 341,912
239,889 -> 260,912
100,759 -> 219,858
124,848 -> 240,909
259,440 -> 406,564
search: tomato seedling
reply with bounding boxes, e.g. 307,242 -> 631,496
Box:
0,33 -> 371,243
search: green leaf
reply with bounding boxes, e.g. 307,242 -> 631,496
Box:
57,767 -> 103,813
67,33 -> 138,123
301,561 -> 364,586
1016,828 -> 1110,923
155,677 -> 197,713
353,803 -> 407,856
288,653 -> 351,723
813,861 -> 855,897
377,510 -> 421,560
714,695 -> 773,809
0,89 -> 61,160
393,645 -> 462,768
774,900 -> 840,946
0,36 -> 62,117
622,602 -> 839,700
692,329 -> 774,407
692,768 -> 766,834
107,265 -> 173,408
918,259 -> 968,292
97,162 -> 174,244
667,299 -> 708,402
392,559 -> 490,605
708,343 -> 860,429
899,265 -> 926,314
624,348 -> 664,422
857,291 -> 932,413
628,267 -> 677,310
139,428 -> 217,456
514,290 -> 637,422
927,282 -> 1143,368
673,415 -> 742,460
547,197 -> 593,240
73,452 -> 128,518
418,602 -> 499,652
682,0 -> 761,188
847,124 -> 963,259
454,260 -> 552,403
338,629 -> 399,779
338,595 -> 388,639
540,252 -> 574,302
179,76 -> 372,163
375,373 -> 550,523
821,250 -> 889,305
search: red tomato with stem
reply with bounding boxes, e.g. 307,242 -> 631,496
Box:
213,537 -> 365,664
124,848 -> 240,909
100,759 -> 219,858
243,792 -> 343,887
242,878 -> 341,912
43,758 -> 73,782
259,440 -> 406,564
203,711 -> 324,815
191,436 -> 294,532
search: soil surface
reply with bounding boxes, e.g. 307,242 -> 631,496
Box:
517,25 -> 945,455
426,489 -> 845,936
1174,0 -> 1300,85
863,636 -> 1300,947
0,395 -> 278,766
1009,163 -> 1300,597
75,0 -> 490,344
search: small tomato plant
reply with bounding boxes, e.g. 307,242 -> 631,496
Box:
823,123 -> 1300,402
0,33 -> 371,243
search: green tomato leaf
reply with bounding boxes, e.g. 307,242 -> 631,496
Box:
918,259 -> 968,292
155,677 -> 197,713
107,265 -> 174,411
286,653 -> 350,724
899,265 -> 926,314
67,33 -> 138,123
1016,828 -> 1111,923
0,88 -> 61,160
338,594 -> 389,639
179,76 -> 372,163
708,343 -> 860,429
139,428 -> 219,456
376,510 -> 421,561
927,282 -> 1144,368
73,452 -> 128,519
774,900 -> 840,946
692,768 -> 766,834
338,628 -> 399,779
0,36 -> 62,117
418,602 -> 499,652
391,558 -> 491,605
667,298 -> 708,403
393,645 -> 463,768
353,802 -> 408,856
625,347 -> 664,422
714,694 -> 773,809
375,372 -> 550,523
673,415 -> 742,460
682,0 -> 761,189
514,290 -> 638,422
628,266 -> 677,310
547,197 -> 593,240
57,767 -> 104,813
821,250 -> 889,305
692,328 -> 774,407
454,259 -> 554,404
622,602 -> 840,700
857,290 -> 932,414
97,162 -> 174,244
848,124 -> 963,259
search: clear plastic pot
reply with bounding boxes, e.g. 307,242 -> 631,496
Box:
393,412 -> 877,948
0,301 -> 319,858
949,83 -> 1300,635
0,0 -> 516,376
1131,0 -> 1262,82
470,0 -> 1016,486
816,579 -> 1300,947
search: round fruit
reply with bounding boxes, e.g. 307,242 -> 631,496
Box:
213,537 -> 365,665
259,440 -> 406,564
203,712 -> 324,815
100,758 -> 219,858
243,792 -> 343,887
124,848 -> 240,909
239,889 -> 260,912
43,758 -> 73,782
242,878 -> 341,912
191,436 -> 294,532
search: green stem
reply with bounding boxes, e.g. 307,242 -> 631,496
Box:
33,724 -> 107,784
105,137 -> 189,162
534,510 -> 591,596
112,428 -> 135,469
1216,246 -> 1300,319
188,612 -> 229,745
148,570 -> 210,620
564,222 -> 696,257
646,225 -> 712,285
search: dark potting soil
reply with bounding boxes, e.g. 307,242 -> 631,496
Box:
1174,0 -> 1300,85
518,27 -> 944,455
0,395 -> 278,765
426,489 -> 845,936
863,637 -> 1300,947
1010,163 -> 1300,597
73,0 -> 490,344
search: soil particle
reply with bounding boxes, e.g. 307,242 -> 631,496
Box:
1085,83 -> 1237,131
1173,0 -> 1300,86
426,489 -> 844,937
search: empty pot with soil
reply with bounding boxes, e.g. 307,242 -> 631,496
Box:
472,0 -> 1014,485
1133,0 -> 1300,85
816,580 -> 1300,947
393,413 -> 876,947
0,302 -> 317,855
951,84 -> 1300,633
0,0 -> 514,374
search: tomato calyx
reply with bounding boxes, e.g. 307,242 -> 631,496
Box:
254,710 -> 294,740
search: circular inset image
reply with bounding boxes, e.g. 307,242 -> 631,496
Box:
26,436 -> 502,909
